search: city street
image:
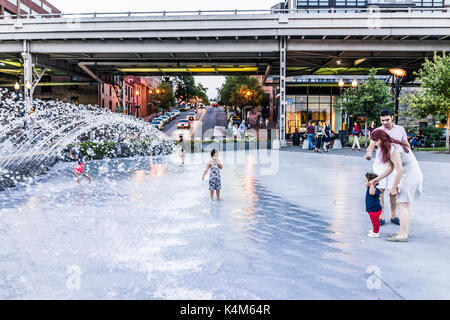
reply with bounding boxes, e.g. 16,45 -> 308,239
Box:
1,150 -> 449,299
162,106 -> 227,140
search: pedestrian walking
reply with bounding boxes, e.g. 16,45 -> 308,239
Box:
314,121 -> 324,153
202,149 -> 223,201
178,135 -> 185,166
292,128 -> 300,146
259,116 -> 263,128
369,129 -> 423,242
365,109 -> 409,225
322,120 -> 332,152
233,124 -> 239,140
239,119 -> 247,139
265,118 -> 269,129
365,173 -> 383,238
306,121 -> 315,150
351,122 -> 363,151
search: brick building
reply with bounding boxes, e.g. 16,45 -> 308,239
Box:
0,0 -> 60,16
99,76 -> 161,120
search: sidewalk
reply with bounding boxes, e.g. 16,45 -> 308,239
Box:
281,145 -> 450,163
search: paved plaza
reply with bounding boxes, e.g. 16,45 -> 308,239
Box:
0,150 -> 449,299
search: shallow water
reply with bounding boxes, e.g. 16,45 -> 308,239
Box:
0,150 -> 449,299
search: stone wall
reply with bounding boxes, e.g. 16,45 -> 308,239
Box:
397,86 -> 435,129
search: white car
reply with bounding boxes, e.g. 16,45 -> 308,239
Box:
161,116 -> 170,124
151,121 -> 163,130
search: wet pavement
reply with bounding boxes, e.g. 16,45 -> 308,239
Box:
0,150 -> 449,299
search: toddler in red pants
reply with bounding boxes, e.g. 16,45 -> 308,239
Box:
365,173 -> 383,238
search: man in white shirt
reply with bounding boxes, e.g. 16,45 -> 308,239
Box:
365,109 -> 409,226
239,120 -> 247,138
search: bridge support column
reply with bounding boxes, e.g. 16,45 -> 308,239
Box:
279,36 -> 287,146
21,40 -> 33,110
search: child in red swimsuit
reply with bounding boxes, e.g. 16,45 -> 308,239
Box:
70,147 -> 92,185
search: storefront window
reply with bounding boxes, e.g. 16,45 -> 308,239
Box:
286,93 -> 337,135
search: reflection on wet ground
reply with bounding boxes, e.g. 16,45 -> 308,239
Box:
1,150 -> 449,299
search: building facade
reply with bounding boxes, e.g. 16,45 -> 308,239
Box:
99,76 -> 161,120
0,0 -> 60,16
283,0 -> 446,9
270,0 -> 449,142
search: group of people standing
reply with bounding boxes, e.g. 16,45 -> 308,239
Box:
306,120 -> 333,153
228,119 -> 249,139
364,109 -> 423,242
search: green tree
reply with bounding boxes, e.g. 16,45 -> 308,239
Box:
218,76 -> 265,118
155,82 -> 175,113
174,76 -> 197,101
337,69 -> 394,146
195,82 -> 210,105
174,76 -> 210,105
401,52 -> 450,151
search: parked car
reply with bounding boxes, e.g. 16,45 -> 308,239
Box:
161,115 -> 170,124
151,121 -> 163,130
187,113 -> 196,121
177,119 -> 190,129
165,112 -> 174,120
172,109 -> 181,117
179,105 -> 189,112
170,111 -> 178,119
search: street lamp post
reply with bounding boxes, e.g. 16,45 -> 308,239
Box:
244,90 -> 252,120
14,82 -> 20,103
135,89 -> 140,118
389,68 -> 407,125
25,81 -> 32,113
338,79 -> 346,130
338,79 -> 345,95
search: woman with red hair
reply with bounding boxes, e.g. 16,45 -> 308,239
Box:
369,129 -> 423,242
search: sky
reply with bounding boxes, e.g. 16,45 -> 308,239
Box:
50,0 -> 280,99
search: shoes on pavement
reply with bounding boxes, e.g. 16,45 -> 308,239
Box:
386,235 -> 408,242
379,219 -> 386,226
367,231 -> 380,238
391,217 -> 400,225
387,232 -> 399,237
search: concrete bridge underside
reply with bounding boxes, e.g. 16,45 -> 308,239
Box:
1,9 -> 449,144
0,10 -> 449,79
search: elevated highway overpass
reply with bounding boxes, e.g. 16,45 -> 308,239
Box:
1,7 -> 449,144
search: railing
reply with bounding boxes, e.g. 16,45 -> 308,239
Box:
0,7 -> 448,20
